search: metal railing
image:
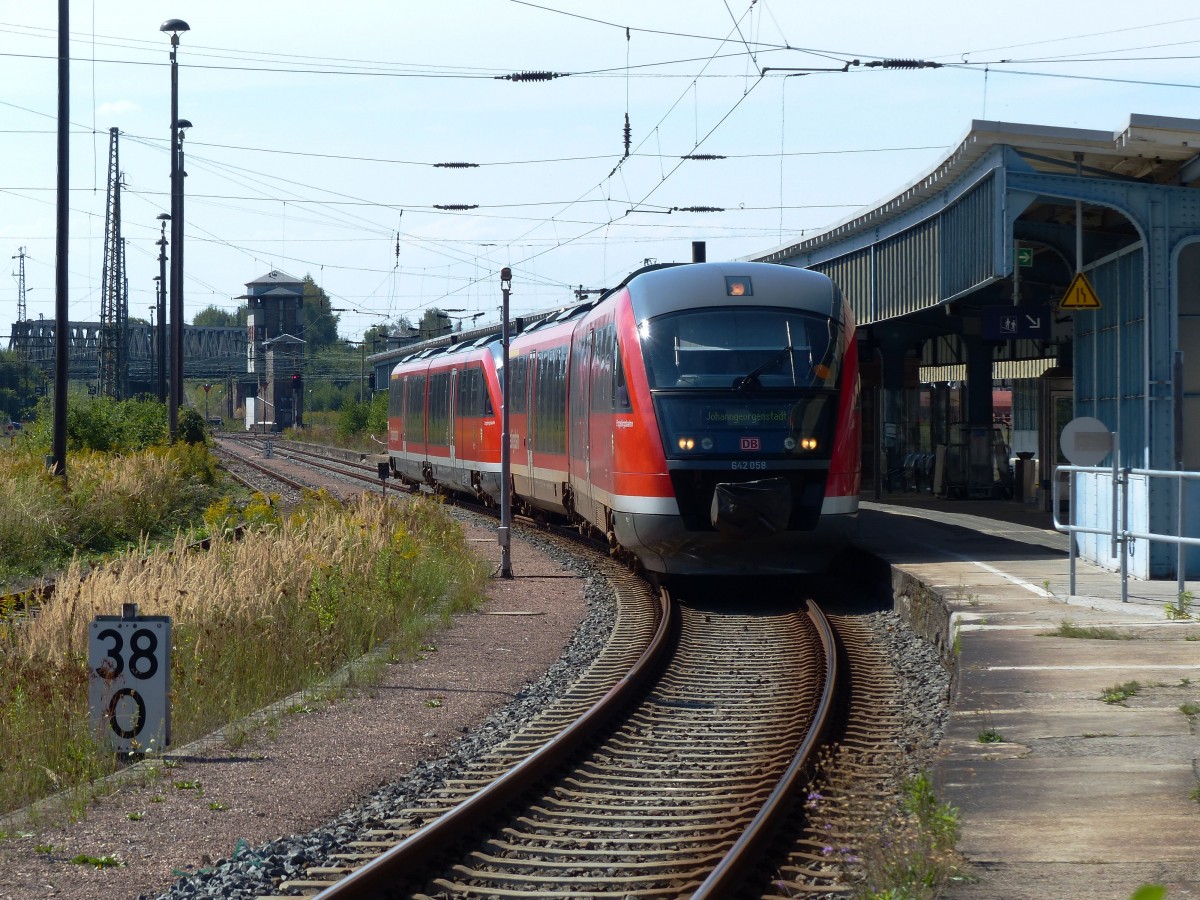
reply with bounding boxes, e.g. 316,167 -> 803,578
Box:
1053,463 -> 1200,602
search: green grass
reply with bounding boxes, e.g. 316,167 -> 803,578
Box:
70,854 -> 122,868
1101,681 -> 1143,704
856,772 -> 963,898
0,490 -> 489,820
1042,621 -> 1137,640
977,728 -> 1003,744
0,408 -> 223,589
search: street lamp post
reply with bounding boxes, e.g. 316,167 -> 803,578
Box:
498,269 -> 513,578
161,18 -> 189,441
154,212 -> 169,401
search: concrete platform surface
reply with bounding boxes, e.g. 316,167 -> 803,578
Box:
857,496 -> 1200,900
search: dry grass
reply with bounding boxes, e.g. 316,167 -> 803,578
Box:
0,490 -> 488,818
0,444 -> 220,586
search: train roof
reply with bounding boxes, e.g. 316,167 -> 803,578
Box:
519,298 -> 601,334
623,261 -> 840,323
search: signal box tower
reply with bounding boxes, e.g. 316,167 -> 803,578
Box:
237,270 -> 305,429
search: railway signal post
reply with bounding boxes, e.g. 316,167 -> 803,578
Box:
498,268 -> 514,578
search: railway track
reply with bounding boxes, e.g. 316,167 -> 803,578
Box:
244,593 -> 835,899
222,437 -> 923,899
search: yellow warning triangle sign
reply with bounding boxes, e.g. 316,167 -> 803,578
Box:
1060,271 -> 1101,309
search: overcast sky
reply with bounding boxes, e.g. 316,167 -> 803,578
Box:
4,1 -> 1200,341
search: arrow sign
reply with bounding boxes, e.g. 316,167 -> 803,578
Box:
1060,272 -> 1101,309
983,305 -> 1051,340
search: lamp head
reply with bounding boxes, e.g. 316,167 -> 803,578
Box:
160,19 -> 190,34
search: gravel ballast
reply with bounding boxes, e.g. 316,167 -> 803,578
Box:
0,503 -> 949,900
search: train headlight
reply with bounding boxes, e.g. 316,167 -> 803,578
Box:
783,437 -> 796,450
701,437 -> 714,450
678,437 -> 695,451
800,437 -> 819,451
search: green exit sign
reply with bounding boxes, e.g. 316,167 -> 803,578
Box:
1016,247 -> 1033,267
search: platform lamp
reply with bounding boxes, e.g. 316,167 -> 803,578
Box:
498,267 -> 513,578
161,17 -> 189,441
155,212 -> 170,401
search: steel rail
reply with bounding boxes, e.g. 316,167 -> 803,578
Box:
691,598 -> 839,898
213,442 -> 311,494
312,587 -> 675,899
246,439 -> 382,485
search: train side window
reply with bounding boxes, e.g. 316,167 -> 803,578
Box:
535,346 -> 567,454
483,369 -> 495,416
407,375 -> 426,439
512,356 -> 527,414
570,332 -> 591,458
428,372 -> 450,446
458,366 -> 483,418
590,325 -> 610,413
389,374 -> 402,418
614,336 -> 631,411
457,367 -> 471,416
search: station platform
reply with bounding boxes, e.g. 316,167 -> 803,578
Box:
855,493 -> 1200,899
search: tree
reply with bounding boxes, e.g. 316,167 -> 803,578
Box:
192,305 -> 244,327
419,308 -> 454,340
0,350 -> 47,422
299,276 -> 339,350
362,316 -> 415,351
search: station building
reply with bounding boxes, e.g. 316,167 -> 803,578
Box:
753,115 -> 1200,579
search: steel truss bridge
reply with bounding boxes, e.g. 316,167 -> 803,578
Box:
7,320 -> 247,384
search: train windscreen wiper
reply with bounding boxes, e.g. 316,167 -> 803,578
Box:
732,345 -> 792,391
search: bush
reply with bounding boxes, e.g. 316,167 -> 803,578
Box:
178,407 -> 207,445
25,396 -> 169,453
337,391 -> 387,440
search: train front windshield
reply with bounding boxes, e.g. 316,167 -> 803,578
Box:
638,307 -> 843,461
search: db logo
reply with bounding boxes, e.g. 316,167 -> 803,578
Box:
739,437 -> 760,451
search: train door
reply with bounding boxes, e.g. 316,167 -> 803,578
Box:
525,351 -> 537,492
399,378 -> 408,454
448,368 -> 458,469
578,331 -> 593,485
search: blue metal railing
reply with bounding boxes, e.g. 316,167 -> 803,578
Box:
1054,464 -> 1200,603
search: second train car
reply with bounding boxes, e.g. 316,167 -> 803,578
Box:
387,260 -> 860,574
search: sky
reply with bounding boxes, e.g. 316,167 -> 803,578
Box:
4,1 -> 1200,344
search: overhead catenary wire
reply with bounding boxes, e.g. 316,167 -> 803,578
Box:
6,5 -> 1200,334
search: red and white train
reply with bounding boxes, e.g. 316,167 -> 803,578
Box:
387,260 -> 860,575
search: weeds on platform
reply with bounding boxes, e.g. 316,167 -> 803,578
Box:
854,772 -> 964,898
1164,589 -> 1195,621
1100,680 -> 1143,704
0,491 -> 488,819
1042,621 -> 1137,640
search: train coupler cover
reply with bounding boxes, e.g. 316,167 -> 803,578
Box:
709,477 -> 791,538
